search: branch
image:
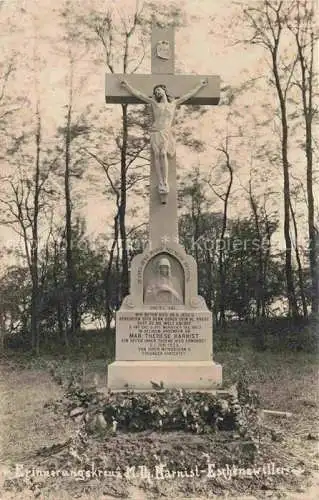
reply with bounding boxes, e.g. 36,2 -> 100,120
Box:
0,61 -> 14,103
127,221 -> 147,237
38,154 -> 61,190
125,142 -> 148,171
126,173 -> 148,190
95,13 -> 115,73
84,148 -> 120,198
129,39 -> 146,74
0,106 -> 21,122
206,178 -> 225,201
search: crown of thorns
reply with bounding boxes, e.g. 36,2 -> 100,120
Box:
153,84 -> 168,94
153,84 -> 173,102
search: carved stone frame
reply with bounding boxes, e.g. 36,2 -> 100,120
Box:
121,241 -> 208,310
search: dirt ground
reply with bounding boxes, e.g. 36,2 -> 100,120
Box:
0,352 -> 318,499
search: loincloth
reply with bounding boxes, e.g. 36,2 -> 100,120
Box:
150,129 -> 176,157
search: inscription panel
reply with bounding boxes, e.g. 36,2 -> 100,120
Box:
116,310 -> 212,361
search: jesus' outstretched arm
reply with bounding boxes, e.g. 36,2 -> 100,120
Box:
120,79 -> 154,104
175,79 -> 208,106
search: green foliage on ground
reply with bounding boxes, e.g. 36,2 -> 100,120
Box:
65,385 -> 259,435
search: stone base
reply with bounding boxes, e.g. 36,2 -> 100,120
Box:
107,360 -> 222,391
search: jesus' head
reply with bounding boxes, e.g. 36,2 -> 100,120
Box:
153,84 -> 173,103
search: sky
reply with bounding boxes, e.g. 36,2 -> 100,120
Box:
0,0 -> 316,261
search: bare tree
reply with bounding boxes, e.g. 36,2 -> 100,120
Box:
178,167 -> 216,311
287,0 -> 318,313
91,5 -> 145,297
63,53 -> 78,341
55,4 -> 92,341
84,142 -> 148,328
242,0 -> 299,318
248,176 -> 265,318
0,17 -> 59,352
0,118 -> 57,353
207,137 -> 234,326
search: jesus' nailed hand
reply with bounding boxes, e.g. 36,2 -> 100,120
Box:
119,78 -> 208,197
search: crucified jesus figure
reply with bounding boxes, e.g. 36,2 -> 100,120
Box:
120,78 -> 208,196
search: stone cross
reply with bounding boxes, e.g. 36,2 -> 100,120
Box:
106,23 -> 223,391
105,24 -> 220,249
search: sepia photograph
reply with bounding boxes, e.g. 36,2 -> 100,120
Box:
0,0 -> 318,498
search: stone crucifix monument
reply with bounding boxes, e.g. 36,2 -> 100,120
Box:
106,23 -> 222,390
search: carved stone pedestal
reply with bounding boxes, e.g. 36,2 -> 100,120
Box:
108,361 -> 222,391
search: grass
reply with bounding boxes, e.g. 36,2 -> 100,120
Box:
216,348 -> 318,417
0,366 -> 74,467
0,318 -> 318,499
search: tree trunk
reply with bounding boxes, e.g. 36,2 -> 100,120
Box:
290,201 -> 308,318
119,104 -> 129,298
205,249 -> 213,311
271,47 -> 299,319
115,237 -> 121,311
248,180 -> 264,319
295,26 -> 318,313
53,240 -> 68,346
263,209 -> 272,318
218,147 -> 233,327
64,101 -> 78,341
105,209 -> 120,331
31,100 -> 41,355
